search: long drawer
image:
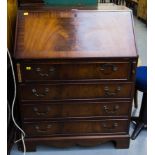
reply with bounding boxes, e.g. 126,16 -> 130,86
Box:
23,119 -> 129,137
19,62 -> 131,82
21,101 -> 131,120
19,82 -> 133,101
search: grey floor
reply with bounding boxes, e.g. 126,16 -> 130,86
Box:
11,16 -> 147,155
134,17 -> 147,66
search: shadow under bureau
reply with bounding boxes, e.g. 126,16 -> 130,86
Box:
14,9 -> 138,151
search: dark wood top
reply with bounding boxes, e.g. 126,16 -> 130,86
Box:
14,9 -> 138,59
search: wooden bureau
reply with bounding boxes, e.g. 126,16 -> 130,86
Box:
14,9 -> 138,151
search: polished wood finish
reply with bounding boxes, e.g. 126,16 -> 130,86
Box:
23,119 -> 129,137
21,101 -> 131,120
14,10 -> 137,59
20,61 -> 131,82
19,82 -> 133,101
14,9 -> 138,151
17,135 -> 130,151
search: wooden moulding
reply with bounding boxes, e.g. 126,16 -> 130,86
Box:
17,135 -> 130,152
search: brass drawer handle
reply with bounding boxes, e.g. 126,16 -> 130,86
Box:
33,107 -> 50,116
100,64 -> 118,74
102,122 -> 118,130
104,86 -> 121,97
32,88 -> 49,97
35,125 -> 52,133
103,105 -> 119,114
35,67 -> 55,77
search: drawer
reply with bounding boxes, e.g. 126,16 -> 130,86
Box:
23,119 -> 129,137
19,82 -> 133,101
19,62 -> 131,82
21,101 -> 131,120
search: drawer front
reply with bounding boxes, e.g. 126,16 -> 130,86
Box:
20,62 -> 131,82
21,101 -> 131,120
23,119 -> 129,137
19,82 -> 133,101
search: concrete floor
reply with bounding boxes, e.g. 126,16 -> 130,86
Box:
10,16 -> 147,155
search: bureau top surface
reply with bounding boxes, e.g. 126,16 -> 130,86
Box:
14,9 -> 138,59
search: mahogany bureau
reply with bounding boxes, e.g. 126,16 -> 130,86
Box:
14,9 -> 138,152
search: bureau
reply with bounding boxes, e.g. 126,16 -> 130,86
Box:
14,9 -> 138,151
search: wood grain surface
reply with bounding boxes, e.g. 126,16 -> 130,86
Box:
15,8 -> 138,151
14,10 -> 138,59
